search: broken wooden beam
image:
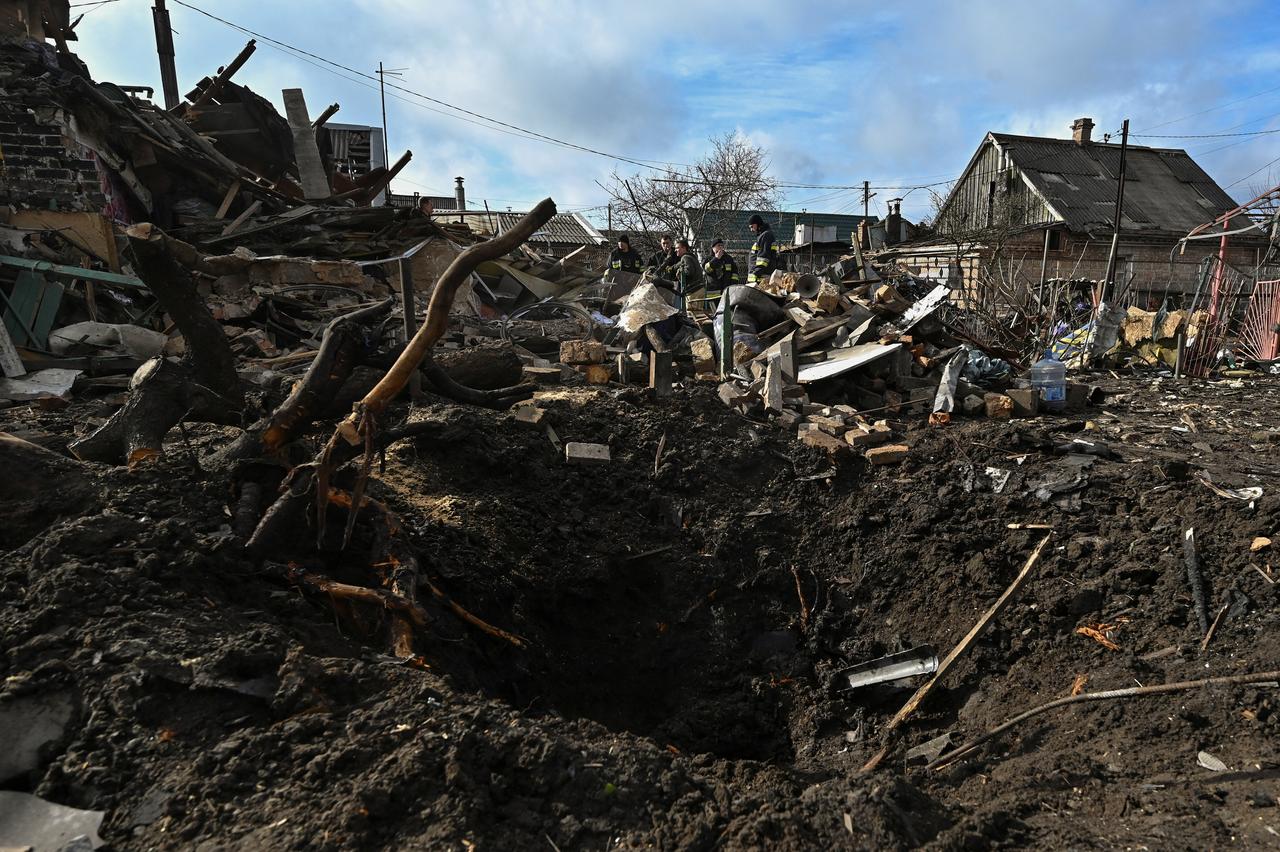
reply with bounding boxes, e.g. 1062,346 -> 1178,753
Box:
214,179 -> 241,220
220,199 -> 261,236
282,87 -> 332,200
189,39 -> 258,109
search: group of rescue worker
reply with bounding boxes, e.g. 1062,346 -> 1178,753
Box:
605,213 -> 779,309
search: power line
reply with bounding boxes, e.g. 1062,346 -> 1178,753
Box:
1226,153 -> 1280,189
164,0 -> 968,195
1131,127 -> 1280,139
169,0 -> 693,173
1134,83 -> 1280,133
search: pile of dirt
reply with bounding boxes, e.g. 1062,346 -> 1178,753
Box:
2,374 -> 1278,849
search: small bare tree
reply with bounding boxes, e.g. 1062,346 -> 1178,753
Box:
927,185 -> 1061,363
603,132 -> 779,254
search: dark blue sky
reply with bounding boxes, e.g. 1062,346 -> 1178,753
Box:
75,0 -> 1280,225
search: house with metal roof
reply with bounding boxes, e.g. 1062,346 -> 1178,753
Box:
680,208 -> 877,278
892,117 -> 1266,300
685,208 -> 876,255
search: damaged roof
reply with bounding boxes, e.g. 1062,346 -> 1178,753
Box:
496,210 -> 605,246
989,132 -> 1249,236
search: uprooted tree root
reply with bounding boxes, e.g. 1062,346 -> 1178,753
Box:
76,199 -> 557,663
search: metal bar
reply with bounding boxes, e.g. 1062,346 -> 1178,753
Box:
0,255 -> 146,289
398,257 -> 420,398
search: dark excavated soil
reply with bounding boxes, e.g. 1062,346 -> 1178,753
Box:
2,373 -> 1279,850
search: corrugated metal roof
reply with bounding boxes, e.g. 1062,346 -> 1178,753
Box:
991,133 -> 1248,235
494,210 -> 605,246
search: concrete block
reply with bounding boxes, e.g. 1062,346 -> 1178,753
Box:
961,394 -> 985,415
690,337 -> 716,373
984,392 -> 1013,419
798,428 -> 848,455
865,444 -> 909,465
1006,388 -> 1039,417
845,421 -> 892,447
565,442 -> 610,465
1064,382 -> 1090,413
807,415 -> 847,435
718,382 -> 750,408
559,339 -> 605,365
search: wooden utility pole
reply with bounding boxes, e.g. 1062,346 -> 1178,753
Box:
375,64 -> 405,182
1101,119 -> 1130,303
862,180 -> 870,219
151,0 -> 180,110
1037,227 -> 1051,308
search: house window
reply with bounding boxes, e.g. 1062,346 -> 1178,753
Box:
1047,230 -> 1064,251
987,181 -> 996,225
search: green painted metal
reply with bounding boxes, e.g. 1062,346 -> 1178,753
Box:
0,255 -> 146,289
1,271 -> 64,348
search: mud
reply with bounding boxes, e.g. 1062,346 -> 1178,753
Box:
2,374 -> 1279,850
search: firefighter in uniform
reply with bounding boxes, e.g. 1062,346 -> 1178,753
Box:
646,234 -> 678,280
701,238 -> 738,305
608,234 -> 643,274
673,239 -> 702,311
747,214 -> 778,285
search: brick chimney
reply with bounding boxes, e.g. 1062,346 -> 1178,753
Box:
454,176 -> 466,211
885,198 -> 903,246
1072,117 -> 1094,145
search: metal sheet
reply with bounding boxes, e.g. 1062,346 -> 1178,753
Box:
796,342 -> 902,383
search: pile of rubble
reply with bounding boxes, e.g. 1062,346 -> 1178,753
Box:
647,264 -> 1096,465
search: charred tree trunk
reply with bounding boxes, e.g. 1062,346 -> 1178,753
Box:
248,200 -> 557,554
70,225 -> 244,464
211,299 -> 393,466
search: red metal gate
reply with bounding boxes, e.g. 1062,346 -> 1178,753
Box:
1241,279 -> 1280,362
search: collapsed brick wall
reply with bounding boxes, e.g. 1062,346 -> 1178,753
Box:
0,100 -> 105,212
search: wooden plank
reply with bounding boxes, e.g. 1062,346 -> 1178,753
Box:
281,88 -> 331,200
797,316 -> 848,350
202,204 -> 320,246
220,200 -> 262,237
214,179 -> 242,220
861,534 -> 1052,772
9,211 -> 120,271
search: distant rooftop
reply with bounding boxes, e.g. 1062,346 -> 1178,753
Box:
688,208 -> 878,250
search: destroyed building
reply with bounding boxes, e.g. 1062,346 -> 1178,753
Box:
886,117 -> 1267,302
2,6 -> 1280,852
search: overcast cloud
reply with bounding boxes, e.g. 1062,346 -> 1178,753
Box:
73,0 -> 1280,223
